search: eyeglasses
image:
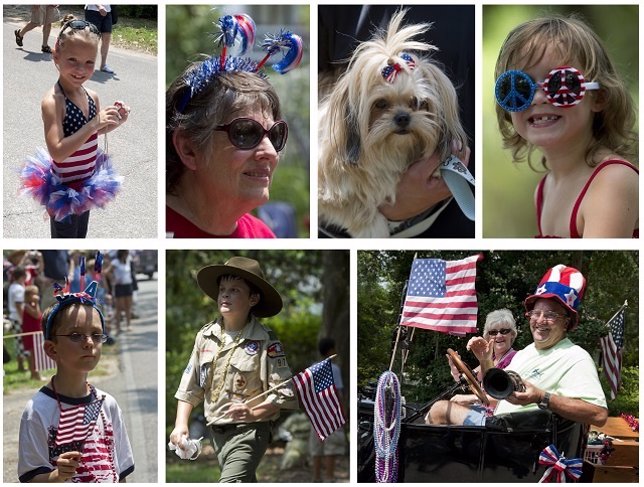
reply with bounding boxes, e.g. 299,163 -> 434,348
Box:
59,20 -> 100,38
495,66 -> 600,112
214,118 -> 288,152
487,328 -> 512,336
55,333 -> 108,343
525,310 -> 567,323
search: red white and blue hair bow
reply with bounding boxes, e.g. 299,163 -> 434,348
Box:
381,52 -> 416,84
538,444 -> 583,483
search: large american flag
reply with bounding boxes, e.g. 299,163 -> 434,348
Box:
400,255 -> 482,336
55,396 -> 105,446
600,305 -> 626,400
292,358 -> 345,441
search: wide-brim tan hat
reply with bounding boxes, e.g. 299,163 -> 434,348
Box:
196,256 -> 283,318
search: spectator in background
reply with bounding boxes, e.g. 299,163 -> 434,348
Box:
37,250 -> 69,309
85,4 -> 116,74
8,266 -> 28,373
309,337 -> 346,482
14,5 -> 59,54
22,285 -> 43,380
109,250 -> 133,332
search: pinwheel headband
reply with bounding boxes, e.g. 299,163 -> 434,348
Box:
176,13 -> 304,114
44,252 -> 106,340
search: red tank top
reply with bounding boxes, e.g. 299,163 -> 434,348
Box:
535,159 -> 639,238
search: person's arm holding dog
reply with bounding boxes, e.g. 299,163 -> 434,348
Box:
379,143 -> 470,221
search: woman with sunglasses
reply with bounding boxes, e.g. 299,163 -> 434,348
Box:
493,15 -> 638,238
166,70 -> 285,238
20,16 -> 130,238
448,309 -> 517,384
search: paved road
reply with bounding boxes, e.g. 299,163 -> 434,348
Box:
3,19 -> 158,238
3,275 -> 159,482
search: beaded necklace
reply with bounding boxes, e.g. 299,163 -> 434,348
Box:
209,322 -> 246,404
374,371 -> 401,483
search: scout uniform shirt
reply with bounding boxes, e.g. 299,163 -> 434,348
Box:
176,317 -> 297,425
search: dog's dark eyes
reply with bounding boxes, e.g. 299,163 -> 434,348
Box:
419,100 -> 430,111
409,97 -> 419,109
374,99 -> 389,110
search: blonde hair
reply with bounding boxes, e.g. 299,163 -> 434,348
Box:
55,14 -> 100,51
495,15 -> 637,169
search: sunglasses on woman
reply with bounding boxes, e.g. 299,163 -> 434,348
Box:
495,66 -> 599,112
59,19 -> 100,38
488,328 -> 512,336
214,118 -> 288,152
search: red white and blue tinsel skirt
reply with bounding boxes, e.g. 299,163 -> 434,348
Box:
20,148 -> 122,222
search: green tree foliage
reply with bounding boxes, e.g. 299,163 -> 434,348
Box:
115,5 -> 156,19
165,6 -> 311,235
358,251 -> 638,414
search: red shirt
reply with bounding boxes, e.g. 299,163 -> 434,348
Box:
166,206 -> 276,238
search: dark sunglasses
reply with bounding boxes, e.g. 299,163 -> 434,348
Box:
495,66 -> 599,112
214,118 -> 288,152
59,20 -> 100,38
487,328 -> 512,336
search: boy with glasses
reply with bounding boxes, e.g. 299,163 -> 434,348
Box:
17,276 -> 134,482
428,265 -> 608,427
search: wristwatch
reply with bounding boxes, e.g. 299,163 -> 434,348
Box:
537,391 -> 551,410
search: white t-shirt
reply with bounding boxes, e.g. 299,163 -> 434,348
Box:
8,282 -> 25,322
111,257 -> 133,286
18,386 -> 134,483
494,337 -> 607,416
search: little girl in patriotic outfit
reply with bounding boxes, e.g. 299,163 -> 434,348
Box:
20,17 -> 130,238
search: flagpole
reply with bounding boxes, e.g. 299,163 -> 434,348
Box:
206,354 -> 338,426
389,279 -> 409,372
390,253 -> 418,373
606,300 -> 628,325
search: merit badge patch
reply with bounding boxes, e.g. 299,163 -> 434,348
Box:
245,340 -> 260,355
267,342 -> 285,358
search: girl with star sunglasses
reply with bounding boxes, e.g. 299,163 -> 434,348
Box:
492,14 -> 638,238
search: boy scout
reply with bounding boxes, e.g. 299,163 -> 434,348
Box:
170,256 -> 297,482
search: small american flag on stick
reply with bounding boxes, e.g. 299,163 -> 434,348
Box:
292,358 -> 345,441
55,396 -> 105,446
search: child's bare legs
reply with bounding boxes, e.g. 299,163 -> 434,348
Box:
312,455 -> 322,482
324,455 -> 337,481
27,352 -> 42,381
115,295 -> 132,331
100,33 -> 111,70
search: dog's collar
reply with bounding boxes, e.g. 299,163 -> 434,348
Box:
387,198 -> 453,237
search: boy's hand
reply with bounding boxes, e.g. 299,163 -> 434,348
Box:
55,451 -> 81,481
169,425 -> 189,447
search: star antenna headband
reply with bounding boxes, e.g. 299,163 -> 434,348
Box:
45,251 -> 106,340
176,12 -> 304,114
495,65 -> 600,112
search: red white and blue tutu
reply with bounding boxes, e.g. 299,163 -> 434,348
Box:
20,147 -> 122,222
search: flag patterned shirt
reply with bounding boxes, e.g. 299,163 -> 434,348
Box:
18,386 -> 134,483
51,85 -> 98,190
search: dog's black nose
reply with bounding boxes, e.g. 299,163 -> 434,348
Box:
394,112 -> 411,128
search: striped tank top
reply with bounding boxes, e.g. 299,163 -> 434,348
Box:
51,82 -> 98,190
